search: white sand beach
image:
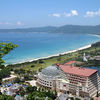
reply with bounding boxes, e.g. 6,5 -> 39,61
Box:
12,44 -> 91,65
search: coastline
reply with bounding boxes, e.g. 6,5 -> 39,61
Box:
10,44 -> 91,65
88,34 -> 100,37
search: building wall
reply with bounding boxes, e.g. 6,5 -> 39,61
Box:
37,73 -> 53,88
37,67 -> 100,98
87,72 -> 100,97
58,71 -> 100,97
56,80 -> 69,92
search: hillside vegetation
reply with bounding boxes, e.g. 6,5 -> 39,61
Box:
0,25 -> 100,34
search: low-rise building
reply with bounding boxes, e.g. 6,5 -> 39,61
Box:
57,93 -> 69,100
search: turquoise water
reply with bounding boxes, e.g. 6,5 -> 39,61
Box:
0,32 -> 100,64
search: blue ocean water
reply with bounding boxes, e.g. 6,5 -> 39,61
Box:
0,32 -> 100,64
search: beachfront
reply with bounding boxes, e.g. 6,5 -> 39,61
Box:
7,44 -> 91,65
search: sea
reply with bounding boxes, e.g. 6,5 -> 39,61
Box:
0,32 -> 100,65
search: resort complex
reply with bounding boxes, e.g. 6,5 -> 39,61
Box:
0,0 -> 100,99
37,61 -> 100,98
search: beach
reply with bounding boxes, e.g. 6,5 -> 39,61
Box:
11,44 -> 91,65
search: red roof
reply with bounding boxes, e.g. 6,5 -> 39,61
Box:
94,97 -> 100,100
64,61 -> 76,65
57,64 -> 97,77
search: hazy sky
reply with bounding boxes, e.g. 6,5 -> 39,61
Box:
0,0 -> 100,28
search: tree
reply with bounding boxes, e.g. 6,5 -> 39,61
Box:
0,67 -> 11,82
14,69 -> 25,75
0,94 -> 14,100
19,87 -> 25,96
24,74 -> 30,80
26,86 -> 56,100
90,98 -> 93,100
31,65 -> 35,68
38,59 -> 44,64
14,77 -> 21,83
75,98 -> 81,100
70,97 -> 74,100
0,42 -> 18,85
26,85 -> 33,93
96,91 -> 99,97
0,42 -> 18,65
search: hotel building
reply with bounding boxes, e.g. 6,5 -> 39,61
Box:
37,61 -> 100,97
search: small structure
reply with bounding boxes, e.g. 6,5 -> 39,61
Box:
2,74 -> 17,83
15,95 -> 23,100
1,83 -> 23,97
90,56 -> 100,60
57,93 -> 69,100
83,53 -> 88,62
25,80 -> 37,86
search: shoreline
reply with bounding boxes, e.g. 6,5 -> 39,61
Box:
88,34 -> 100,37
8,44 -> 91,65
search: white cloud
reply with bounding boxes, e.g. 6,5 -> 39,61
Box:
64,10 -> 78,17
49,10 -> 78,18
71,10 -> 78,16
84,8 -> 100,17
17,21 -> 24,25
49,13 -> 61,17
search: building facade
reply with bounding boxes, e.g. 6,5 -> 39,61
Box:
37,61 -> 100,97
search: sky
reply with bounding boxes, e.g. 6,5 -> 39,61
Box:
0,0 -> 100,29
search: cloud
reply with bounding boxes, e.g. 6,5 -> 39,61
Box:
49,10 -> 78,18
0,21 -> 24,26
0,22 -> 11,25
71,10 -> 78,16
49,13 -> 61,17
17,21 -> 24,25
84,8 -> 100,17
64,10 -> 78,17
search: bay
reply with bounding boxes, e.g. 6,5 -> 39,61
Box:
0,32 -> 100,64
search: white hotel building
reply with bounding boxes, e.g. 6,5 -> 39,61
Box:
37,61 -> 100,97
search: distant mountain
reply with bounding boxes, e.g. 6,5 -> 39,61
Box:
0,25 -> 100,34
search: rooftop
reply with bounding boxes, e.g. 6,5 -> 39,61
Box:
94,97 -> 100,100
64,61 -> 76,65
57,63 -> 97,77
41,65 -> 60,77
58,93 -> 69,100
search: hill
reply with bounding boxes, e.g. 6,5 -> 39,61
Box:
0,25 -> 100,34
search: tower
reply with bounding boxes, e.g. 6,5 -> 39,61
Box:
83,53 -> 88,62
